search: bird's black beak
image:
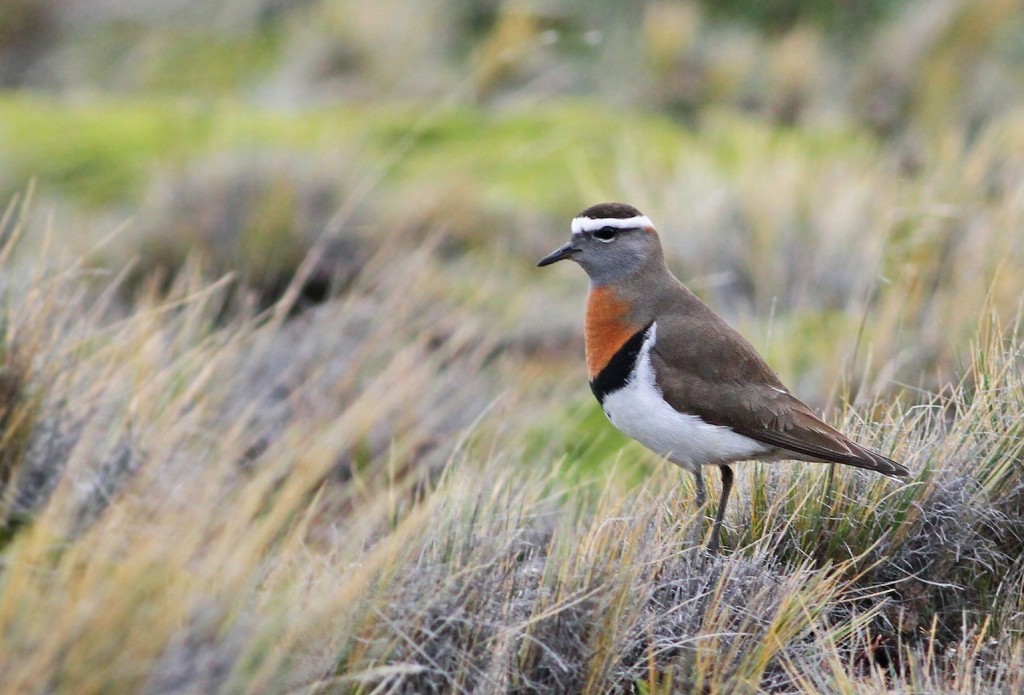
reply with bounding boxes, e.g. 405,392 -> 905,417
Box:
537,242 -> 578,267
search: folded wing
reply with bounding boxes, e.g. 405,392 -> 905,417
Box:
649,310 -> 908,478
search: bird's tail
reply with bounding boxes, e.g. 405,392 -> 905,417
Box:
835,441 -> 909,478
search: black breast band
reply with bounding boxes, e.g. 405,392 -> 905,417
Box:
590,322 -> 653,404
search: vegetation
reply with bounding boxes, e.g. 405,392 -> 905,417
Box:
1,0 -> 1023,692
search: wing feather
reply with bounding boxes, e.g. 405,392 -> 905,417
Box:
648,307 -> 908,478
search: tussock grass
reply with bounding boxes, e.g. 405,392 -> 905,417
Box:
0,198 -> 1020,693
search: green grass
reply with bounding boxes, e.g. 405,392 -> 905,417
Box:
0,93 -> 869,211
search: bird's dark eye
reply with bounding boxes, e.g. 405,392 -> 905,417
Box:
594,226 -> 617,241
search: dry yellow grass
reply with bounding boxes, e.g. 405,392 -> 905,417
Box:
0,184 -> 1021,692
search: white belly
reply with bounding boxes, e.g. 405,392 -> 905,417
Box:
601,323 -> 769,470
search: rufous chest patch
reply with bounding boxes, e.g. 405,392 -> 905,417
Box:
584,286 -> 639,380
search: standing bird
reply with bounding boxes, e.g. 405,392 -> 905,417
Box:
538,203 -> 908,552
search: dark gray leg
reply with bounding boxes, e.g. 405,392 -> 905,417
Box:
707,465 -> 733,554
692,469 -> 707,510
690,469 -> 707,547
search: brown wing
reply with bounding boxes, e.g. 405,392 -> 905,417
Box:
648,301 -> 908,478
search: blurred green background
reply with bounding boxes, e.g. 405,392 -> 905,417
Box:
3,0 -> 1024,407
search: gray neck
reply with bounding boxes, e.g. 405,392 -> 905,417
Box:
586,245 -> 671,291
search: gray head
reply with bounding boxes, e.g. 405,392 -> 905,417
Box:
537,203 -> 665,286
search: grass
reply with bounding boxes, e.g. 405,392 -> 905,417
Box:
0,188 -> 1021,692
3,2 -> 1024,691
3,96 -> 1024,691
13,91 -> 1024,408
0,94 -> 687,210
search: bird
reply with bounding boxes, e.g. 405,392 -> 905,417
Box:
537,202 -> 909,553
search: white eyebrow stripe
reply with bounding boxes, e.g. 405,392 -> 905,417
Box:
571,215 -> 653,235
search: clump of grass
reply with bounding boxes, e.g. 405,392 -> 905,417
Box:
324,322 -> 1024,692
321,456 -> 877,694
130,151 -> 372,312
0,190 -> 1021,693
0,207 -> 515,690
0,325 -> 38,540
